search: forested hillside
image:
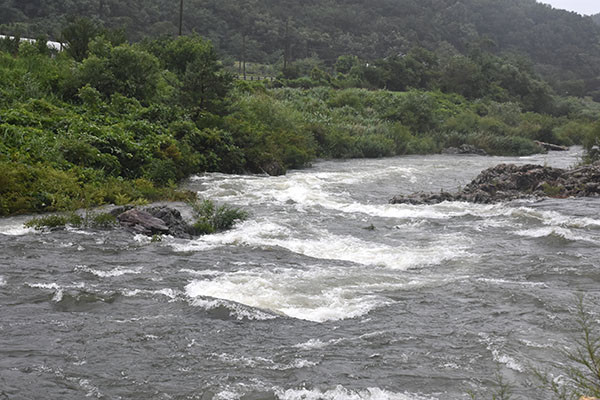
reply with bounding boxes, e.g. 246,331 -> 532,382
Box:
1,0 -> 600,96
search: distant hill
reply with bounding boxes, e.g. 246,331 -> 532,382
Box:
592,13 -> 600,25
2,0 -> 600,93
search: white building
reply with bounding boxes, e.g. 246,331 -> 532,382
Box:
0,34 -> 65,51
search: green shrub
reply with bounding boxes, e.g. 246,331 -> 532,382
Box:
189,199 -> 248,235
25,213 -> 83,230
89,212 -> 118,228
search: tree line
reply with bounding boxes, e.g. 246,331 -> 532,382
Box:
2,0 -> 600,98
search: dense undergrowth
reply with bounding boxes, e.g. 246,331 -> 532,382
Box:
1,29 -> 600,216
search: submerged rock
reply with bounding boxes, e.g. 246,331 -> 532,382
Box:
390,162 -> 600,205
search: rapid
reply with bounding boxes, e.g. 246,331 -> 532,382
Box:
1,148 -> 599,399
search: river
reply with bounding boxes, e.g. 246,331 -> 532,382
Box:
1,148 -> 599,399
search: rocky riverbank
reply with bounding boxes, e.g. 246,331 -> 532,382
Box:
390,162 -> 600,205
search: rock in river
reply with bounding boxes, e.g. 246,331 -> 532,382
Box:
390,162 -> 600,205
116,209 -> 171,236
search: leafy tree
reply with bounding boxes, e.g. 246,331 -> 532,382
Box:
79,42 -> 161,102
61,17 -> 101,62
146,35 -> 232,114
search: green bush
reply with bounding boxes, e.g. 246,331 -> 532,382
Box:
189,199 -> 248,235
89,212 -> 118,228
25,213 -> 83,230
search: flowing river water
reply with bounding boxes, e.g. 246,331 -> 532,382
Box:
1,148 -> 599,399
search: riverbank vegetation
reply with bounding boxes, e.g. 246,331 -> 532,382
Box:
1,19 -> 600,216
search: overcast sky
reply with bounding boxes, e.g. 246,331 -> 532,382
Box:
540,0 -> 600,15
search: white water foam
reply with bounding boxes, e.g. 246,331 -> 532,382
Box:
479,333 -> 524,372
174,220 -> 469,270
275,386 -> 437,400
492,351 -> 524,372
511,207 -> 600,229
0,276 -> 6,287
212,352 -> 317,370
133,234 -> 151,244
190,297 -> 277,320
185,265 -> 401,322
519,339 -> 553,349
26,282 -> 86,303
477,278 -> 548,288
27,282 -> 61,290
0,223 -> 34,236
515,227 -> 599,244
52,289 -> 64,302
293,338 -> 334,350
74,265 -> 143,278
122,288 -> 180,300
179,268 -> 224,277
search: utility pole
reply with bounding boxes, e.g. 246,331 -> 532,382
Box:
179,0 -> 184,36
283,18 -> 290,72
242,34 -> 247,80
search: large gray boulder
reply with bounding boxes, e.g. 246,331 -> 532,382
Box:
117,209 -> 170,236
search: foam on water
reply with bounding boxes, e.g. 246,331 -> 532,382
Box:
0,222 -> 34,236
0,276 -> 6,287
179,268 -> 224,277
212,352 -> 317,370
275,386 -> 437,400
293,338 -> 333,350
174,220 -> 469,270
479,333 -> 524,373
477,278 -> 548,288
511,207 -> 600,228
190,297 -> 277,320
183,265 -> 468,322
122,288 -> 180,300
185,265 -> 398,322
74,265 -> 143,278
27,282 -> 61,290
515,227 -> 600,244
191,168 -> 418,215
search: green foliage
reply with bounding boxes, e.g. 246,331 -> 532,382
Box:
78,43 -> 161,102
25,210 -> 118,231
61,17 -> 100,62
225,92 -> 316,173
3,0 -> 600,100
0,23 -> 598,216
541,182 -> 563,197
25,213 -> 83,230
144,35 -> 233,114
189,199 -> 248,235
583,123 -> 600,163
88,212 -> 118,228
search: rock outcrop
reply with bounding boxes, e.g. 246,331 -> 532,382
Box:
117,209 -> 171,236
116,206 -> 193,238
145,206 -> 193,239
390,162 -> 600,205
